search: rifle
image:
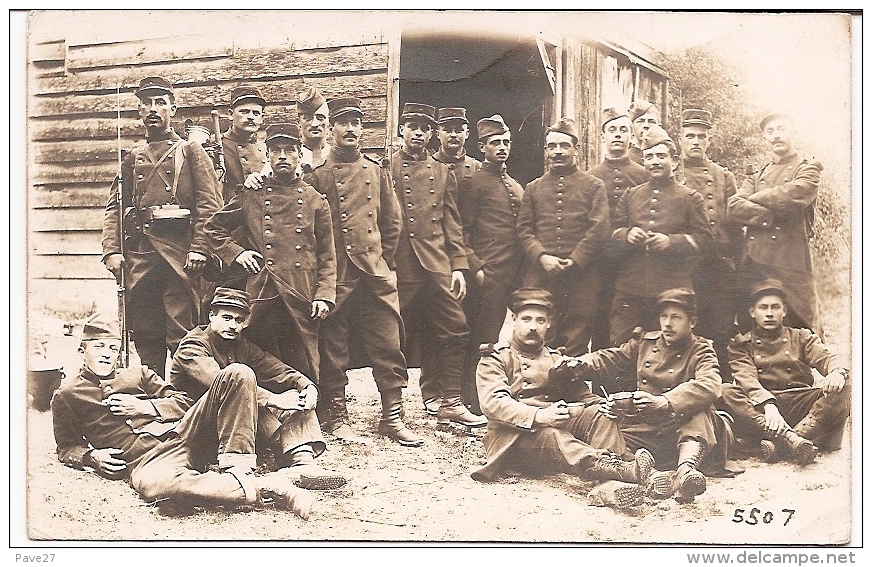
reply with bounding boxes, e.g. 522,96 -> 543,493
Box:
210,108 -> 226,180
115,86 -> 131,368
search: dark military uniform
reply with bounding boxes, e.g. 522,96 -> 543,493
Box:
456,161 -> 525,411
727,153 -> 823,337
722,326 -> 850,452
517,164 -> 610,356
432,148 -> 482,180
609,178 -> 712,346
52,365 -> 192,473
169,325 -> 325,461
102,129 -> 223,377
581,330 -> 725,469
471,339 -> 626,482
205,174 -> 336,381
390,148 -> 471,406
306,147 -> 409,397
221,129 -> 268,203
628,145 -> 644,166
587,155 -> 648,350
678,157 -> 741,377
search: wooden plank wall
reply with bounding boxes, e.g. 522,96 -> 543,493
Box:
28,34 -> 389,314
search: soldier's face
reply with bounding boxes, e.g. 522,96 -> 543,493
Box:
544,131 -> 578,168
643,143 -> 675,179
401,120 -> 433,152
267,140 -> 301,178
332,116 -> 363,149
633,108 -> 660,144
602,117 -> 632,155
437,121 -> 469,151
480,132 -> 512,164
300,103 -> 330,144
749,294 -> 787,331
138,94 -> 177,132
230,103 -> 264,136
209,307 -> 249,340
681,125 -> 710,159
659,305 -> 695,346
80,339 -> 121,377
512,306 -> 551,348
763,117 -> 796,157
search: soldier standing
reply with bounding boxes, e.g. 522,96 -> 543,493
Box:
517,118 -> 610,357
306,97 -> 422,446
628,100 -> 661,165
102,76 -> 223,377
587,108 -> 648,350
432,107 -> 481,179
205,123 -> 336,384
608,125 -> 713,359
676,109 -> 742,379
456,114 -> 525,414
297,86 -> 332,172
391,102 -> 485,429
727,113 -> 823,337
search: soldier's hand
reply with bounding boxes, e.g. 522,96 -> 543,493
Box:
475,269 -> 486,286
763,403 -> 789,436
450,270 -> 467,301
820,369 -> 847,394
88,448 -> 127,478
644,232 -> 670,251
299,384 -> 318,411
599,397 -> 618,420
540,254 -> 565,275
105,393 -> 156,417
559,258 -> 574,269
632,391 -> 668,412
185,252 -> 208,273
268,390 -> 306,411
104,253 -> 125,280
627,226 -> 648,245
533,400 -> 570,428
235,250 -> 263,274
243,171 -> 265,190
311,300 -> 331,320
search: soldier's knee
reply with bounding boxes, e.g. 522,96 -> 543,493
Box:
719,383 -> 747,405
223,363 -> 257,384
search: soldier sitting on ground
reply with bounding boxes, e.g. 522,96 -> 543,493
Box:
721,279 -> 850,465
472,288 -> 655,509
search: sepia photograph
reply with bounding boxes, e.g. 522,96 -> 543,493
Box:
14,8 -> 859,551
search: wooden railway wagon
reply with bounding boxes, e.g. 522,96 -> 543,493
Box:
26,11 -> 667,317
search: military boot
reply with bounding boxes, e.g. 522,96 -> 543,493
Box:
588,480 -> 645,509
752,414 -> 816,465
586,448 -> 655,485
436,397 -> 487,428
327,389 -> 367,443
377,388 -> 424,447
285,449 -> 348,491
254,470 -> 315,520
651,440 -> 707,503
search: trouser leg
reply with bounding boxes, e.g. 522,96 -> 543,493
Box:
591,265 -> 618,351
399,279 -> 440,401
246,298 -> 319,382
694,260 -> 737,381
129,272 -> 169,378
515,425 -> 608,476
549,269 -> 600,357
417,275 -> 469,400
462,273 -> 511,413
778,385 -> 851,451
162,265 -> 198,357
565,403 -> 628,457
357,274 -> 409,392
609,293 -> 657,347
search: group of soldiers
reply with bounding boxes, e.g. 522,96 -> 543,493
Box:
50,75 -> 850,516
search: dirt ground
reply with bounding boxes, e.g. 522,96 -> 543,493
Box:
24,336 -> 854,545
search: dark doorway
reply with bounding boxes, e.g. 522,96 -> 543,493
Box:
399,33 -> 555,186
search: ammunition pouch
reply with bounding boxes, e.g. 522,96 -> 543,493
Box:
143,204 -> 192,236
123,207 -> 143,245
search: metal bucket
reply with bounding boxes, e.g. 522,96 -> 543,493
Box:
28,368 -> 64,412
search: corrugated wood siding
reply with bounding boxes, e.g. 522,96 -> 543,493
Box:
28,35 -> 389,312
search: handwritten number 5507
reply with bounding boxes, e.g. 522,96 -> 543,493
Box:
732,508 -> 795,526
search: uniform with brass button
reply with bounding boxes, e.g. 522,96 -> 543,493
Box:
390,102 -> 483,430
721,279 -> 849,462
675,108 -> 742,380
206,123 -> 336,384
456,115 -> 526,414
518,117 -> 611,357
587,107 -> 649,351
102,76 -> 223,378
727,112 -> 823,337
306,97 -> 420,445
432,106 -> 482,179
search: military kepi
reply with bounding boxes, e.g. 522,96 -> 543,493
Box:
230,85 -> 266,108
297,86 -> 327,115
640,125 -> 674,151
477,114 -> 509,140
81,313 -> 121,341
546,117 -> 579,142
265,123 -> 301,145
437,107 -> 469,124
327,97 -> 363,120
510,288 -> 554,314
136,76 -> 174,99
656,288 -> 697,315
748,278 -> 787,305
400,102 -> 437,125
682,109 -> 712,129
211,287 -> 252,313
601,107 -> 628,131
